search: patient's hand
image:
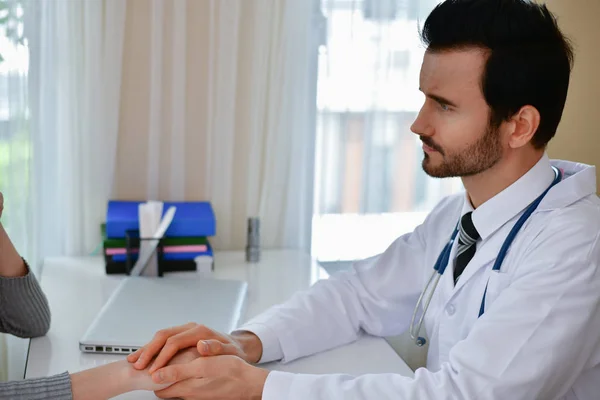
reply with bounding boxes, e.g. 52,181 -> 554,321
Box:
129,348 -> 201,392
128,323 -> 263,374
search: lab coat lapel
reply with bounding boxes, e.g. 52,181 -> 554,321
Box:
440,159 -> 595,307
451,160 -> 596,296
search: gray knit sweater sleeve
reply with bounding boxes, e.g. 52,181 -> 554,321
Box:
0,261 -> 73,399
0,372 -> 73,400
0,261 -> 51,337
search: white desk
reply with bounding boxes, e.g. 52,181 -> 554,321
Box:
26,250 -> 413,398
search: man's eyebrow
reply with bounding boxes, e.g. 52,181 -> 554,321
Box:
418,88 -> 459,108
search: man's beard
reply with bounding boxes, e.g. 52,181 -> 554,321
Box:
421,124 -> 503,178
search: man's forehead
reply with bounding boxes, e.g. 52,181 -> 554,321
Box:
420,49 -> 488,93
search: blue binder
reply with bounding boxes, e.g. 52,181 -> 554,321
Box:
106,201 -> 216,239
111,250 -> 213,263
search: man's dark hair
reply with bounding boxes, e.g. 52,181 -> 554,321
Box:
420,0 -> 574,149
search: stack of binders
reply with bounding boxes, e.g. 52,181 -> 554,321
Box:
102,201 -> 216,275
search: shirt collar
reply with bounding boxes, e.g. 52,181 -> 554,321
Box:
460,153 -> 555,241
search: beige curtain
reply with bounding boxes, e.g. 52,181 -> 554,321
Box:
114,0 -> 318,251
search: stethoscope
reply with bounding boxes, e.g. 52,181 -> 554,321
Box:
409,166 -> 562,347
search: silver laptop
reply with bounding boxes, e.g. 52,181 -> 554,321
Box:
81,207 -> 247,354
80,276 -> 247,354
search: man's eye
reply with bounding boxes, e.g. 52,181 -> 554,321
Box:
438,102 -> 450,111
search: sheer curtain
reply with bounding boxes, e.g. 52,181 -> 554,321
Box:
1,0 -> 318,381
24,0 -> 316,257
0,0 -> 126,381
26,0 -> 125,260
313,0 -> 462,262
113,0 -> 317,251
0,0 -> 30,381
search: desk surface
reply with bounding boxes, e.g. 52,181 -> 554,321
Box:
26,250 -> 413,399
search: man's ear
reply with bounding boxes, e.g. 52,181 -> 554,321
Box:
506,105 -> 541,149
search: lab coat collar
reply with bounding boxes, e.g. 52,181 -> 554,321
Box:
463,153 -> 555,241
448,154 -> 597,296
537,159 -> 597,211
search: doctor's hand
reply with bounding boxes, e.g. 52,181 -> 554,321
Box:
152,354 -> 269,400
127,347 -> 202,392
127,322 -> 263,373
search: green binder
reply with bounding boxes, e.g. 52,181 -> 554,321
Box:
101,223 -> 209,249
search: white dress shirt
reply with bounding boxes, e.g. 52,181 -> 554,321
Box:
240,154 -> 600,400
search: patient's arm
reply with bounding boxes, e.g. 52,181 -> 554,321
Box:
0,359 -> 165,400
0,191 -> 51,338
1,338 -> 200,400
71,359 -> 168,399
71,348 -> 201,400
0,193 -> 28,278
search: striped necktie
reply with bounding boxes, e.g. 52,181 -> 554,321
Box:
454,212 -> 480,284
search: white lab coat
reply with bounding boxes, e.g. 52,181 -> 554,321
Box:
241,155 -> 600,400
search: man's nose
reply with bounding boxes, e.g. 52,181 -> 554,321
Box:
410,108 -> 433,137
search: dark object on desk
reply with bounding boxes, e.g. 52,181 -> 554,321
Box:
246,217 -> 260,263
104,259 -> 197,275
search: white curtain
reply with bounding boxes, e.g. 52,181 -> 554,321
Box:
26,0 -> 125,260
312,0 -> 462,262
113,0 -> 317,251
0,0 -> 126,382
0,0 -> 36,381
1,0 -> 317,379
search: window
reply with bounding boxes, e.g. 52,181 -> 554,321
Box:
0,0 -> 31,383
0,0 -> 30,258
312,0 -> 462,262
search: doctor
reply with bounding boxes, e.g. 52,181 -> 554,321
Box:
130,0 -> 600,399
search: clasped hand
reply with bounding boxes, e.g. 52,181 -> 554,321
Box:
129,322 -> 269,400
